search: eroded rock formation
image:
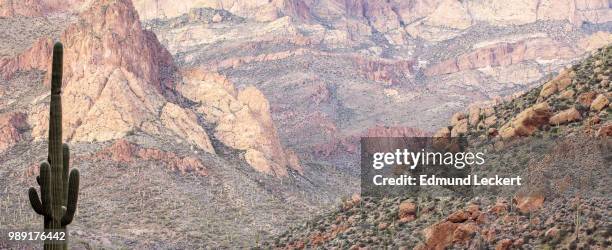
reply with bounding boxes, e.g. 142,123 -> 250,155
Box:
0,111 -> 27,152
177,69 -> 301,176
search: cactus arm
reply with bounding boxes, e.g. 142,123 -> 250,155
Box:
39,162 -> 52,216
62,144 -> 69,201
28,187 -> 45,216
61,169 -> 79,226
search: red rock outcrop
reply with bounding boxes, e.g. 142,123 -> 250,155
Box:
425,38 -> 577,76
499,102 -> 552,139
419,205 -> 482,250
598,122 -> 612,137
96,139 -> 209,176
591,94 -> 609,111
0,37 -> 54,79
354,57 -> 414,85
549,108 -> 582,125
177,69 -> 300,177
398,200 -> 417,223
1,0 -> 171,86
540,69 -> 574,98
20,0 -> 217,155
63,0 -> 174,91
513,192 -> 545,213
0,112 -> 28,152
576,91 -> 598,106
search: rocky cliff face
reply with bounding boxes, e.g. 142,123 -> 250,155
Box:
26,0 -> 180,145
178,69 -> 302,176
135,0 -> 611,40
0,111 -> 27,152
0,0 -> 304,176
141,0 -> 610,172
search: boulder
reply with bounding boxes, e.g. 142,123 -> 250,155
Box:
484,115 -> 497,127
499,102 -> 552,138
495,239 -> 513,250
590,94 -> 609,111
482,107 -> 495,117
513,192 -> 545,213
597,122 -> 612,137
576,91 -> 597,106
434,127 -> 451,138
539,70 -> 574,98
488,128 -> 498,136
549,108 -> 582,125
489,200 -> 509,214
453,223 -> 479,244
468,106 -> 481,126
545,227 -> 559,239
399,200 -> 417,223
451,112 -> 466,126
422,220 -> 479,249
351,193 -> 361,204
447,210 -> 469,223
451,119 -> 468,137
559,89 -> 575,99
422,221 -> 458,250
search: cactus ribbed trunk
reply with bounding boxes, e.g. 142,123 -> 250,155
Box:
28,42 -> 80,250
48,40 -> 65,250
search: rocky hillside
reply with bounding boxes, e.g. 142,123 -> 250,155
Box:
263,45 -> 611,249
436,45 -> 611,140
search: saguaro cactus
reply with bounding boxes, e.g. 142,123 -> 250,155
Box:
28,42 -> 80,250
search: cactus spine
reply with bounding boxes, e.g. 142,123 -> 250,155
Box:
28,42 -> 80,250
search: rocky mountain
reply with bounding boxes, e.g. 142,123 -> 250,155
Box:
0,0 -> 307,176
0,0 -> 356,248
264,44 -> 611,250
138,0 -> 611,171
